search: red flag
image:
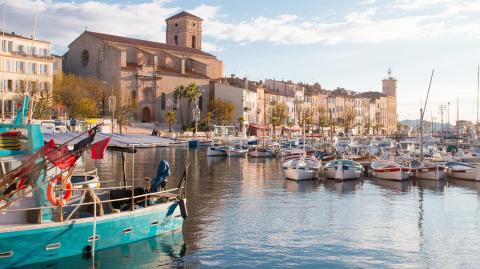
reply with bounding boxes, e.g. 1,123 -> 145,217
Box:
91,137 -> 110,160
46,144 -> 77,170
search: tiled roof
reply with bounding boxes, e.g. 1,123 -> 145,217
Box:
166,11 -> 203,21
85,31 -> 216,58
355,91 -> 386,99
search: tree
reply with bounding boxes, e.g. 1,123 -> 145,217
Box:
302,108 -> 314,135
270,102 -> 288,136
185,83 -> 202,126
344,109 -> 356,134
113,89 -> 136,134
174,85 -> 186,127
203,112 -> 213,131
237,116 -> 245,133
53,73 -> 104,119
317,107 -> 328,134
166,111 -> 176,132
208,99 -> 236,125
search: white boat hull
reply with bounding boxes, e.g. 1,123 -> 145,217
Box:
207,147 -> 226,156
447,170 -> 480,181
249,150 -> 272,157
371,169 -> 410,181
284,168 -> 318,181
324,168 -> 361,181
412,168 -> 446,180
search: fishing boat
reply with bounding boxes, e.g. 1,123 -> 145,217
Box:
409,160 -> 446,180
206,146 -> 228,156
70,168 -> 100,189
370,160 -> 410,181
282,157 -> 322,181
0,97 -> 188,268
324,159 -> 363,181
445,161 -> 480,181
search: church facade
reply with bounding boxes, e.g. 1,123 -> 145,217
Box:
63,11 -> 223,124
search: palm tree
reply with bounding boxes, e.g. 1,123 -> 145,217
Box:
174,85 -> 186,127
166,111 -> 176,132
185,83 -> 202,126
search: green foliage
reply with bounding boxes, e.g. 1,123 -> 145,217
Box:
53,73 -> 104,119
208,99 -> 236,125
203,112 -> 213,131
185,83 -> 202,126
174,85 -> 186,127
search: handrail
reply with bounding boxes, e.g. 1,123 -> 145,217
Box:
1,188 -> 180,212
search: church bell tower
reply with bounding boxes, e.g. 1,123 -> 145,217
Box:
382,67 -> 397,97
165,11 -> 203,50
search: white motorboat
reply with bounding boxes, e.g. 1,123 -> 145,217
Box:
445,161 -> 480,181
70,168 -> 100,189
324,159 -> 363,181
409,160 -> 446,180
282,157 -> 322,181
370,160 -> 410,181
207,146 -> 228,156
226,147 -> 248,157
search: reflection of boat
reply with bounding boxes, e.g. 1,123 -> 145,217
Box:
323,179 -> 362,194
409,160 -> 446,180
450,178 -> 480,193
282,158 -> 321,181
283,179 -> 319,193
415,178 -> 446,191
324,159 -> 363,181
445,161 -> 480,181
372,177 -> 412,192
18,232 -> 186,269
207,146 -> 228,156
370,160 -> 410,181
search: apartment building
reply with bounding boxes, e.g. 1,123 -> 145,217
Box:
0,32 -> 53,117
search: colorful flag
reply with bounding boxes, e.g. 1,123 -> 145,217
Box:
46,144 -> 77,170
91,137 -> 110,160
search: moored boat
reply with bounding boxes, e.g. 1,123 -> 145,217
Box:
282,157 -> 322,181
370,160 -> 410,181
445,161 -> 480,181
324,159 -> 363,181
207,146 -> 228,156
409,160 -> 446,180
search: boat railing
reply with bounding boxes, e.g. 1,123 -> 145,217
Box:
1,187 -> 181,215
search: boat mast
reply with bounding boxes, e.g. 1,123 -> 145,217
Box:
456,96 -> 459,136
420,70 -> 435,163
477,65 -> 479,138
1,0 -> 5,123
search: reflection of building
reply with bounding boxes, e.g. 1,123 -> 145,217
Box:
63,11 -> 223,124
0,32 -> 53,117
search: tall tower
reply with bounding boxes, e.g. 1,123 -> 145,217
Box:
382,67 -> 397,97
165,11 -> 203,50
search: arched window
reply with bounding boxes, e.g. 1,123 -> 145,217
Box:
198,95 -> 203,111
161,93 -> 166,110
192,35 -> 196,48
174,35 -> 178,45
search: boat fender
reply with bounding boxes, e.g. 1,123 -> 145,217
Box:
47,176 -> 73,206
179,199 -> 188,219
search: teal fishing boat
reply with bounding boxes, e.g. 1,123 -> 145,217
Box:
0,97 -> 187,268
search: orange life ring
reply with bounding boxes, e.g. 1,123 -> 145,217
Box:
47,176 -> 73,206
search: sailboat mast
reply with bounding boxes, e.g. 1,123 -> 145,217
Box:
420,70 -> 435,163
1,0 -> 5,123
456,96 -> 459,135
477,65 -> 479,137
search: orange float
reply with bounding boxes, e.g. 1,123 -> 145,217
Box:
46,176 -> 73,206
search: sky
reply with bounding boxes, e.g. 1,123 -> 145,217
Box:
5,0 -> 480,121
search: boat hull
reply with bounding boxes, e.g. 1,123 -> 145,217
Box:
207,147 -> 226,156
324,168 -> 362,181
448,170 -> 480,181
371,169 -> 410,181
283,168 -> 318,181
412,167 -> 446,180
0,200 -> 184,268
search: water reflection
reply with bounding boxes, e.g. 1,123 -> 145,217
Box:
73,148 -> 480,268
283,179 -> 320,193
372,177 -> 413,192
323,179 -> 363,194
22,232 -> 185,269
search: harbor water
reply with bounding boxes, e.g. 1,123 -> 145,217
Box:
26,147 -> 480,268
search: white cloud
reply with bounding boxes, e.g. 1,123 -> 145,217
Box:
4,0 -> 480,53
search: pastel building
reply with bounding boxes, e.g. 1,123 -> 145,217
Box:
0,32 -> 53,117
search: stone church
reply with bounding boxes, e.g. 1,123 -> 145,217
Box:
63,11 -> 223,123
